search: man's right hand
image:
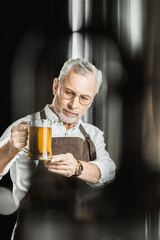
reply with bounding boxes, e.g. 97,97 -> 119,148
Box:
10,121 -> 29,152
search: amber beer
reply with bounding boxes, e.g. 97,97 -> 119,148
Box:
28,119 -> 52,160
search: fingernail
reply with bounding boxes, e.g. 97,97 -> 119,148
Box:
51,158 -> 55,163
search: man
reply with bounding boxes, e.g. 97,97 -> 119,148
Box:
0,58 -> 116,239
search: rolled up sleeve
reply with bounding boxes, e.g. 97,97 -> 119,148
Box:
0,117 -> 29,179
88,129 -> 116,187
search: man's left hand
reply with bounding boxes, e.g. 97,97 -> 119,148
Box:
44,153 -> 77,177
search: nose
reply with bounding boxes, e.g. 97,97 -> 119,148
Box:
69,96 -> 79,109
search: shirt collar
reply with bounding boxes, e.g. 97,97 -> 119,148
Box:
45,104 -> 59,122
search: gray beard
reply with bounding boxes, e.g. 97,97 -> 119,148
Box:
58,111 -> 79,124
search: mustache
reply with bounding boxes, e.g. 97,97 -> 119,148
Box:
64,109 -> 78,115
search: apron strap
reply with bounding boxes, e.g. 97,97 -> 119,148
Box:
39,108 -> 97,161
79,124 -> 97,161
40,108 -> 46,119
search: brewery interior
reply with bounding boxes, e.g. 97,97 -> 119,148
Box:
0,0 -> 160,239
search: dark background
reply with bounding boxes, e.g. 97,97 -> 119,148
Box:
0,0 -> 160,239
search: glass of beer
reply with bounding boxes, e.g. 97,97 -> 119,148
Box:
28,119 -> 52,161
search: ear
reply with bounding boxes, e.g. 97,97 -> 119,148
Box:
53,78 -> 59,95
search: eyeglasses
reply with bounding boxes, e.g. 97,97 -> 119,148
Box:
61,87 -> 92,106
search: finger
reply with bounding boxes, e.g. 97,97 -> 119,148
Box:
21,121 -> 29,125
11,140 -> 27,150
44,161 -> 74,176
17,124 -> 28,131
10,133 -> 28,150
12,125 -> 28,132
19,121 -> 30,127
11,132 -> 28,141
45,156 -> 65,164
52,153 -> 73,161
17,136 -> 28,143
48,164 -> 67,170
51,154 -> 66,161
51,159 -> 67,164
47,168 -> 71,177
44,160 -> 66,168
13,130 -> 28,136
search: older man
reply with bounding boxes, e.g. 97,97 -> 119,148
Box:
0,58 -> 116,239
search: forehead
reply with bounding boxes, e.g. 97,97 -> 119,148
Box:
63,69 -> 96,95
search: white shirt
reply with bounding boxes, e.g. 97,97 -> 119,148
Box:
0,105 -> 116,206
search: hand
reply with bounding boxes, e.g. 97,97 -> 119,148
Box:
44,153 -> 78,177
10,121 -> 29,152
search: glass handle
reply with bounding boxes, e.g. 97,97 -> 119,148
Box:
23,147 -> 28,153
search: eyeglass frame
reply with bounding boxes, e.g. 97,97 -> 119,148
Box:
59,85 -> 94,106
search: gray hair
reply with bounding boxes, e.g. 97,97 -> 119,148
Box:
58,58 -> 102,94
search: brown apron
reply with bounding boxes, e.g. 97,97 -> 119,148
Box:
13,109 -> 97,240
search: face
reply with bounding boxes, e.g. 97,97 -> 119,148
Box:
52,69 -> 97,125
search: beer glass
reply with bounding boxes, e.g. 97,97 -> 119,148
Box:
27,119 -> 52,160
